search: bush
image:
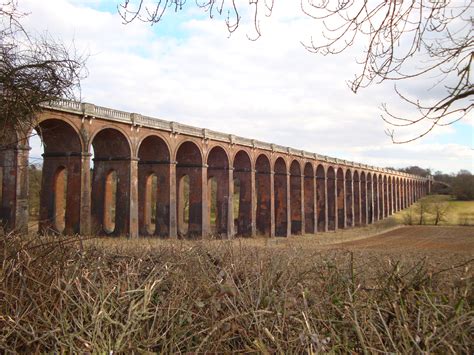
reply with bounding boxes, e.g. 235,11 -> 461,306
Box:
0,233 -> 472,353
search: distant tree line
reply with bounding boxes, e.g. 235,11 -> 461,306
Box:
385,165 -> 474,201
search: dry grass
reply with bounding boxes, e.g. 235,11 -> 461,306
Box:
1,231 -> 472,353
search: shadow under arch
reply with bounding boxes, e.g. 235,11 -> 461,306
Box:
137,135 -> 171,237
176,141 -> 203,238
207,146 -> 230,237
234,150 -> 252,236
91,127 -> 132,236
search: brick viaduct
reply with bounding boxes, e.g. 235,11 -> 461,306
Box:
0,100 -> 432,237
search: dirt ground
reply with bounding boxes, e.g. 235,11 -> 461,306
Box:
332,225 -> 474,253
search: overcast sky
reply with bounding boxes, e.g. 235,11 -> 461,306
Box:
22,0 -> 473,174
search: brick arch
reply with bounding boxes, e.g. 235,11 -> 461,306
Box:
290,159 -> 303,235
353,170 -> 361,226
137,133 -> 171,162
274,157 -> 288,236
367,172 -> 374,223
137,135 -> 171,237
89,125 -> 132,158
327,166 -> 337,231
91,127 -> 133,236
207,146 -> 230,237
33,119 -> 84,235
234,150 -> 252,236
206,143 -> 231,165
173,138 -> 204,164
176,140 -> 204,238
303,162 -> 315,234
316,164 -> 326,232
255,154 -> 271,236
345,169 -> 353,227
336,167 -> 345,229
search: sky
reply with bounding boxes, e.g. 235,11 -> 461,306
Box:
21,0 -> 473,174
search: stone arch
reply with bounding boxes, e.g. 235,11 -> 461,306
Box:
303,162 -> 315,233
327,166 -> 336,231
377,174 -> 384,219
233,150 -> 252,236
290,160 -> 303,235
137,135 -> 171,237
387,176 -> 393,215
91,128 -> 132,236
207,146 -> 230,237
34,119 -> 83,234
255,154 -> 271,236
274,157 -> 288,236
372,173 -> 380,222
176,141 -> 203,238
367,172 -> 374,224
316,164 -> 326,232
336,168 -> 345,229
345,169 -> 353,227
353,170 -> 360,226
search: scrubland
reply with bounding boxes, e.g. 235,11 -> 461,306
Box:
1,223 -> 472,353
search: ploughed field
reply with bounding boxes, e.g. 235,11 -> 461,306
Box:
332,226 -> 474,253
1,226 -> 472,353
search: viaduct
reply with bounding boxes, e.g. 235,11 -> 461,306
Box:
0,100 -> 432,238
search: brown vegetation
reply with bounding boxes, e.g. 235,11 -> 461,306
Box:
1,230 -> 472,353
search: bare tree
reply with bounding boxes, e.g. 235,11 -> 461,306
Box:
119,0 -> 472,143
0,0 -> 87,145
430,199 -> 450,226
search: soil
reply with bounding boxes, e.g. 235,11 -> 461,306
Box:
333,225 -> 474,253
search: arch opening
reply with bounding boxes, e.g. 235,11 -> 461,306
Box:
176,141 -> 203,238
178,175 -> 190,235
207,146 -> 229,237
304,163 -> 315,234
91,128 -> 131,236
144,173 -> 158,235
336,168 -> 345,229
255,155 -> 271,236
234,151 -> 252,236
53,167 -> 68,233
274,157 -> 288,237
316,165 -> 326,232
353,171 -> 360,226
367,173 -> 374,224
31,119 -> 83,235
345,170 -> 353,227
103,170 -> 117,234
360,172 -> 367,225
138,135 -> 171,237
290,160 -> 302,235
327,167 -> 336,231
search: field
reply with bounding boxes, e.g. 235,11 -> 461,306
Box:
1,223 -> 473,353
393,196 -> 474,226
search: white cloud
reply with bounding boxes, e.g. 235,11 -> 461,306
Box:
20,0 -> 473,174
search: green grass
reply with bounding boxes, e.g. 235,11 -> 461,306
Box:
393,195 -> 474,226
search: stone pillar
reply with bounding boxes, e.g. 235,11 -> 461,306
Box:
201,165 -> 210,237
313,174 -> 318,233
129,158 -> 139,238
169,162 -> 177,238
300,173 -> 305,235
270,171 -> 275,237
0,146 -> 30,233
324,176 -> 329,232
286,172 -> 291,237
80,153 -> 91,235
351,177 -> 355,227
251,168 -> 257,236
227,167 -> 234,238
